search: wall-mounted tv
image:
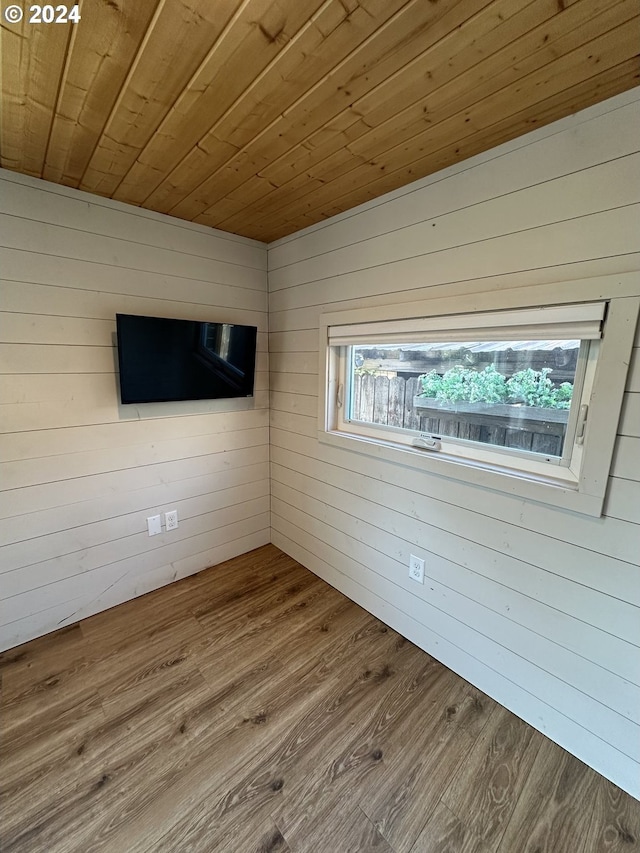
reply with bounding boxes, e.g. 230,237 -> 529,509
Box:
116,313 -> 257,404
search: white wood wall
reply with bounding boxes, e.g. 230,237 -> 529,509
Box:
268,88 -> 640,798
0,171 -> 270,651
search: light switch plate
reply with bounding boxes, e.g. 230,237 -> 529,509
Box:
147,515 -> 162,536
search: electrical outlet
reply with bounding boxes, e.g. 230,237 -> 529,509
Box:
147,515 -> 162,536
165,509 -> 179,531
409,554 -> 425,584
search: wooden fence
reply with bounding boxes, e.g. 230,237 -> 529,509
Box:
351,374 -> 566,455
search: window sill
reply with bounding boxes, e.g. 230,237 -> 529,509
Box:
318,428 -> 603,517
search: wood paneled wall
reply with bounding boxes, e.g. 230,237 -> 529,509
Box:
267,88 -> 640,799
0,172 -> 269,651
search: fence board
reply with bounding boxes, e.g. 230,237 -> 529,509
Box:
352,372 -> 361,420
388,377 -> 405,427
404,377 -> 420,430
532,433 -> 562,455
373,376 -> 390,425
506,428 -> 534,450
460,422 -> 483,442
360,374 -> 375,423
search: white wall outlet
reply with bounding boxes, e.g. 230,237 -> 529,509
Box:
147,515 -> 162,536
409,554 -> 425,584
165,509 -> 179,531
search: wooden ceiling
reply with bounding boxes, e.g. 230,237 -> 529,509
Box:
1,0 -> 639,242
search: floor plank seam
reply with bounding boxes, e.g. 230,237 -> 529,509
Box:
2,546 -> 639,853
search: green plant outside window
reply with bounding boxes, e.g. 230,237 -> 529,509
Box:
418,365 -> 573,410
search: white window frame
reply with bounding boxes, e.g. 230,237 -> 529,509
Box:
318,274 -> 640,518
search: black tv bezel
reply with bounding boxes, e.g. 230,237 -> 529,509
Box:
115,313 -> 258,404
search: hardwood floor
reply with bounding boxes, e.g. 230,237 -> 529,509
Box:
1,544 -> 638,853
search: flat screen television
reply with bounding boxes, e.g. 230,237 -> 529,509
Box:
116,313 -> 257,404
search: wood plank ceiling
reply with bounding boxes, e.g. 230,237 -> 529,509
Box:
1,0 -> 639,242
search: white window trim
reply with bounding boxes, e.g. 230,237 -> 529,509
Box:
334,315 -> 597,479
318,273 -> 640,518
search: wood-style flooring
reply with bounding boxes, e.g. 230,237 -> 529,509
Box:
1,545 -> 638,852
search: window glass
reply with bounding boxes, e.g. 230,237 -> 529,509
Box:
348,339 -> 583,461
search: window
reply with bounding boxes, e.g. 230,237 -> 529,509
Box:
319,280 -> 639,517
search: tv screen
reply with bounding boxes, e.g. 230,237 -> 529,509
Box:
116,313 -> 257,404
